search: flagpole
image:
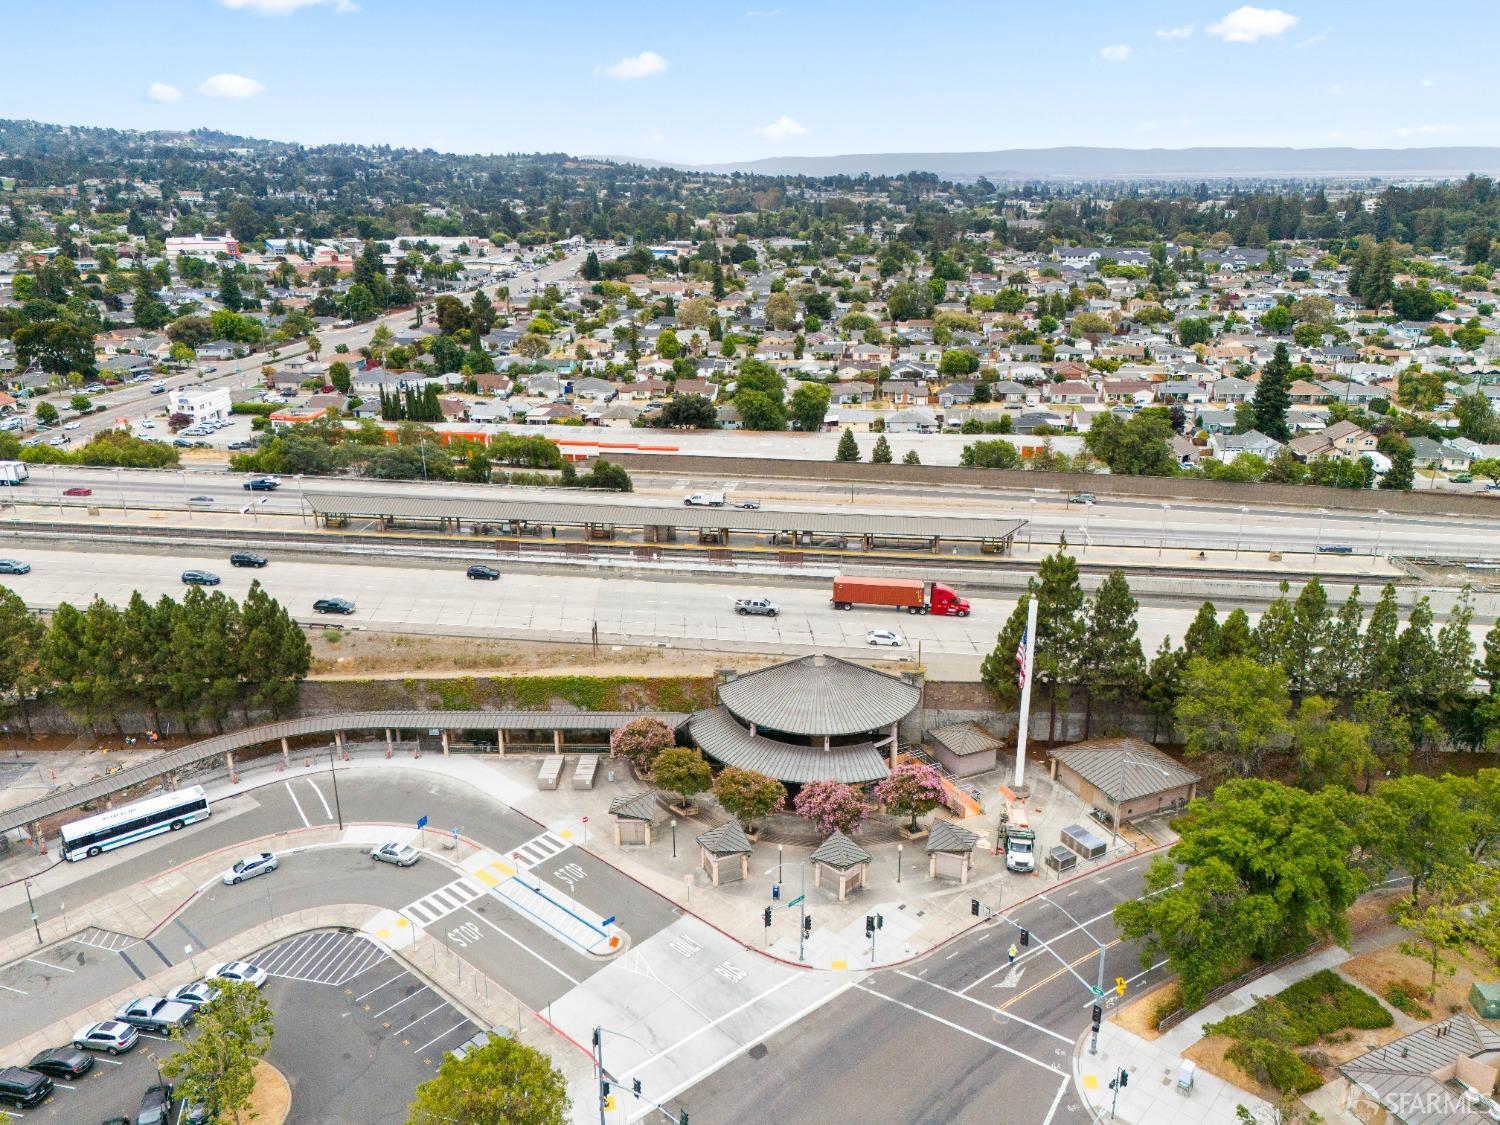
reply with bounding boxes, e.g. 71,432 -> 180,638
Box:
1013,596 -> 1039,791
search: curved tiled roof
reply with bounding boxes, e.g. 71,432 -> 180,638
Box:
716,655 -> 920,736
688,706 -> 889,784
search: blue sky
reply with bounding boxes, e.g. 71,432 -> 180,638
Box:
2,1 -> 1496,163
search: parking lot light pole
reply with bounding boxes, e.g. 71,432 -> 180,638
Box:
24,878 -> 41,944
670,818 -> 677,859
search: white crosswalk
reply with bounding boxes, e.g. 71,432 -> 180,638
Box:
505,831 -> 571,871
70,928 -> 137,953
401,876 -> 486,927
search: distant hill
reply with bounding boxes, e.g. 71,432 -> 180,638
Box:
603,146 -> 1500,180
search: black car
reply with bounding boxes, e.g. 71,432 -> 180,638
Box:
0,1066 -> 52,1108
137,1082 -> 173,1125
313,597 -> 355,615
243,478 -> 279,491
466,564 -> 500,580
26,1046 -> 93,1079
181,570 -> 221,586
227,441 -> 256,451
229,552 -> 267,568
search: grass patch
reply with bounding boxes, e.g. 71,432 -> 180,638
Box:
1383,981 -> 1432,1020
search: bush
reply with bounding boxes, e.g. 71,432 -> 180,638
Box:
1384,981 -> 1431,1019
651,747 -> 712,807
232,402 -> 278,416
1224,1038 -> 1323,1097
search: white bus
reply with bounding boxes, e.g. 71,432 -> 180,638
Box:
60,786 -> 212,861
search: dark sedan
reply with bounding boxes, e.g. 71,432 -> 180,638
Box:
230,552 -> 268,568
313,597 -> 356,614
466,564 -> 501,580
25,1047 -> 93,1080
181,570 -> 221,586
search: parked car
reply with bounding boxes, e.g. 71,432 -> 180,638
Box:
63,421 -> 81,431
866,629 -> 904,647
140,419 -> 155,428
466,564 -> 500,580
371,842 -> 420,867
0,1067 -> 52,1109
72,1020 -> 139,1054
313,597 -> 355,615
167,980 -> 220,1009
114,996 -> 195,1034
733,596 -> 779,617
222,852 -> 278,885
136,1082 -> 175,1125
227,440 -> 255,451
0,560 -> 31,575
181,570 -> 220,586
63,486 -> 92,496
207,961 -> 268,988
26,1046 -> 94,1079
229,552 -> 267,568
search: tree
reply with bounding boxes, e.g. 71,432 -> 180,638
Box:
1175,656 -> 1292,777
1394,862 -> 1500,1002
734,388 -> 786,431
34,401 -> 59,426
871,434 -> 893,464
1362,584 -> 1400,692
960,439 -> 1021,469
608,717 -> 675,774
657,394 -> 718,429
651,746 -> 713,809
237,581 -> 311,719
794,779 -> 868,836
329,360 -> 351,394
0,588 -> 45,735
712,766 -> 786,831
1084,409 -> 1177,475
1293,697 -> 1376,791
939,348 -> 980,376
14,320 -> 96,378
1380,442 -> 1414,491
1178,317 -> 1212,347
1366,775 -> 1473,909
901,449 -> 921,465
1183,602 -> 1222,661
1143,637 -> 1186,742
835,427 -> 860,462
765,290 -> 799,330
981,545 -> 1087,738
1284,577 -> 1331,699
217,264 -> 243,313
1391,285 -> 1440,322
468,289 -> 497,336
160,980 -> 274,1125
788,383 -> 830,432
408,1037 -> 569,1125
874,762 -> 946,832
1251,343 -> 1292,441
1078,570 -> 1145,736
581,251 -> 602,281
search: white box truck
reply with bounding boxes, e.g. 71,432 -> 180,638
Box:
1003,804 -> 1036,873
0,461 -> 30,486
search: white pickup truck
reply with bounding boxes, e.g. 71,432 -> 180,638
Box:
684,491 -> 725,507
733,596 -> 779,617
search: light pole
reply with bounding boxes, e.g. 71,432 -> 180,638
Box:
1040,895 -> 1110,1055
115,466 -> 128,517
328,748 -> 343,830
1027,498 -> 1037,552
896,843 -> 903,883
24,879 -> 41,944
1373,509 -> 1387,558
1315,506 -> 1328,551
669,818 -> 677,859
777,842 -> 783,885
1234,505 -> 1248,560
1157,503 -> 1170,558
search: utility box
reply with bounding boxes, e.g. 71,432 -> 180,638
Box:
1045,845 -> 1077,874
1060,823 -> 1108,861
1470,982 -> 1500,1019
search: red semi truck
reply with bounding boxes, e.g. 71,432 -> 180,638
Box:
831,576 -> 971,617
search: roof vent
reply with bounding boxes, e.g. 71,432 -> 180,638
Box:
812,654 -> 829,668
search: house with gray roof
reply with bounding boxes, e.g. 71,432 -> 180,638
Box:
1338,1012 -> 1500,1125
1047,738 -> 1200,824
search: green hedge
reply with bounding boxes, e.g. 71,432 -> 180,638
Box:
1211,971 -> 1391,1047
418,675 -> 714,713
1225,1039 -> 1323,1097
232,402 -> 278,416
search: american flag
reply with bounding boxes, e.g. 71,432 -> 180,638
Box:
1015,627 -> 1029,689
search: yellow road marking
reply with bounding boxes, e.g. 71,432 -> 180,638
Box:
999,940 -> 1120,1011
474,869 -> 499,887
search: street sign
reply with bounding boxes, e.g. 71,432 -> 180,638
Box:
416,815 -> 429,830
1115,976 -> 1128,996
786,895 -> 805,907
602,915 -> 616,927
582,815 -> 589,824
1091,985 -> 1105,996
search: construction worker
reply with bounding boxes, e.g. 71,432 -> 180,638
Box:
1008,942 -> 1019,964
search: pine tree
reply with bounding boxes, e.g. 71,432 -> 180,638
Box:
1143,637 -> 1185,742
1219,608 -> 1254,657
1321,586 -> 1365,701
1432,590 -> 1476,701
835,427 -> 860,462
0,587 -> 45,735
1362,584 -> 1401,692
1078,570 -> 1145,737
1033,542 -> 1087,742
1285,577 -> 1332,698
871,434 -> 893,463
1182,601 -> 1221,660
1251,342 -> 1292,441
580,251 -> 602,281
1394,596 -> 1438,705
118,592 -> 174,731
901,449 -> 921,465
981,594 -> 1031,709
238,582 -> 312,720
218,264 -> 243,313
1481,618 -> 1500,695
1253,580 -> 1295,667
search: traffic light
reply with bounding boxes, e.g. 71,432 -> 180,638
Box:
679,1113 -> 689,1125
763,906 -> 772,928
1019,927 -> 1030,947
865,915 -> 875,937
633,1079 -> 643,1096
803,915 -> 813,936
1119,1070 -> 1129,1088
591,1028 -> 601,1050
1091,1004 -> 1103,1030
875,913 -> 884,930
971,898 -> 980,916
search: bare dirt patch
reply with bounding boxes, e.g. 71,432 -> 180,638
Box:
248,1058 -> 291,1124
1112,981 -> 1178,1042
1183,1034 -> 1282,1104
1341,938 -> 1497,1021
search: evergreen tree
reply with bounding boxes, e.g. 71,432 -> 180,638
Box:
871,434 -> 893,463
1253,580 -> 1295,668
1182,601 -> 1221,660
1362,584 -> 1401,692
238,581 -> 312,719
1432,590 -> 1476,702
1322,586 -> 1365,700
711,261 -> 725,300
835,427 -> 860,462
1251,342 -> 1292,441
0,587 -> 45,735
982,594 -> 1031,710
1381,443 -> 1415,491
118,592 -> 174,731
1285,577 -> 1332,698
218,264 -> 243,313
1078,570 -> 1145,736
1219,608 -> 1254,657
468,289 -> 497,336
1481,618 -> 1500,695
901,449 -> 921,465
580,251 -> 602,281
1143,636 -> 1185,742
1394,596 -> 1438,705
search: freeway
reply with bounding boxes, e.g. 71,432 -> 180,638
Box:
7,461 -> 1500,562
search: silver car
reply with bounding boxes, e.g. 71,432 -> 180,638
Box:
371,842 -> 420,867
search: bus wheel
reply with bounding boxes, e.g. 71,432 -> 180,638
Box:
169,820 -> 184,831
87,846 -> 101,857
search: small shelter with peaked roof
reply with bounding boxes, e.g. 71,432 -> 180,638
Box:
925,819 -> 980,883
928,722 -> 1002,778
609,792 -> 660,847
696,821 -> 753,886
1047,738 -> 1200,825
810,831 -> 872,901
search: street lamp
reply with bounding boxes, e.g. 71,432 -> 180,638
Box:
778,842 -> 783,885
24,878 -> 41,944
1315,507 -> 1328,551
1157,503 -> 1170,558
669,818 -> 677,859
1027,498 -> 1037,552
897,843 -> 903,884
1373,509 -> 1387,559
115,466 -> 128,517
328,747 -> 344,830
1234,505 -> 1248,560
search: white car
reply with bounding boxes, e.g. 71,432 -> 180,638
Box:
866,629 -> 904,647
168,980 -> 220,1008
63,421 -> 81,430
371,842 -> 420,867
140,420 -> 155,429
207,960 -> 268,988
221,851 -> 278,885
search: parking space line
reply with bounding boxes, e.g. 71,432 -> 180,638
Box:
856,984 -> 1066,1078
320,937 -> 375,984
290,934 -> 344,980
456,904 -> 580,987
392,1001 -> 450,1038
356,971 -> 407,1002
414,1019 -> 471,1055
372,985 -> 430,1019
302,933 -> 356,979
343,950 -> 390,985
138,1033 -> 172,1043
51,1082 -> 76,1091
303,777 -> 333,820
24,956 -> 72,973
256,933 -> 315,974
283,781 -> 310,828
0,983 -> 27,995
281,932 -> 341,978
93,1058 -> 125,1066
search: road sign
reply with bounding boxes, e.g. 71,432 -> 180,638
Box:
602,915 -> 616,927
582,815 -> 589,824
416,815 -> 428,830
786,895 -> 805,907
1091,985 -> 1105,996
1115,976 -> 1128,996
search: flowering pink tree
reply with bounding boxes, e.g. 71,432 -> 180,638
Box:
608,717 -> 675,773
874,762 -> 947,832
793,780 -> 868,836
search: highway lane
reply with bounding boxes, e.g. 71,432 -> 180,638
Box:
8,461 -> 1500,562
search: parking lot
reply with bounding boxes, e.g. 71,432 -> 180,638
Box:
14,930 -> 479,1123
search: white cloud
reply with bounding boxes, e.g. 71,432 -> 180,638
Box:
1099,44 -> 1132,62
1294,29 -> 1329,48
219,0 -> 357,12
754,115 -> 807,141
1396,124 -> 1457,137
1207,6 -> 1298,42
197,73 -> 265,99
598,51 -> 668,80
1156,24 -> 1194,39
146,82 -> 183,103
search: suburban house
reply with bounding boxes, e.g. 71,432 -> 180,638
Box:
1208,429 -> 1283,464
